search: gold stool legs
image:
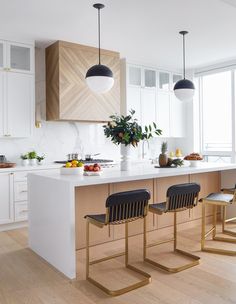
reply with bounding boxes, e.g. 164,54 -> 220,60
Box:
86,220 -> 151,297
144,212 -> 200,273
201,201 -> 236,255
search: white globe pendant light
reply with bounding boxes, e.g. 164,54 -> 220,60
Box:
85,3 -> 114,94
174,31 -> 195,102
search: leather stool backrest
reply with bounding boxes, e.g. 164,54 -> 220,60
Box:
106,189 -> 151,224
166,183 -> 200,212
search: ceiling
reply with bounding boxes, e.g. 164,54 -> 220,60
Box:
0,0 -> 236,70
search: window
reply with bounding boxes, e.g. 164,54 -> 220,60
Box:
201,71 -> 232,152
198,69 -> 236,162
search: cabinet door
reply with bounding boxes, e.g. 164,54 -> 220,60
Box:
141,88 -> 156,128
170,93 -> 186,137
156,91 -> 170,137
159,71 -> 170,91
7,72 -> 33,137
126,86 -> 141,121
0,40 -> 6,70
7,42 -> 34,74
0,71 -> 5,136
144,68 -> 156,88
0,173 -> 13,224
172,73 -> 182,90
128,65 -> 142,86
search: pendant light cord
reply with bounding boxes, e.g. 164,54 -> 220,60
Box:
183,33 -> 186,79
98,7 -> 101,65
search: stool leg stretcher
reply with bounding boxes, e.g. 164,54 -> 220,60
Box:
86,221 -> 151,296
144,212 -> 200,273
201,202 -> 236,255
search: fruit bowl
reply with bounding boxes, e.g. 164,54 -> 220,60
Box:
83,170 -> 103,176
60,166 -> 84,175
83,163 -> 102,176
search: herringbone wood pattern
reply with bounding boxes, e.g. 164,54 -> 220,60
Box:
46,41 -> 120,122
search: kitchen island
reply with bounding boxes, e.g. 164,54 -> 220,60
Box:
28,162 -> 236,279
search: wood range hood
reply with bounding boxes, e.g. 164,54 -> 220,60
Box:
46,40 -> 120,123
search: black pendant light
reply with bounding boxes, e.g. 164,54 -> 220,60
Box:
85,3 -> 114,94
174,31 -> 195,101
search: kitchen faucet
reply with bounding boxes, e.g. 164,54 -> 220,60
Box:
142,140 -> 150,159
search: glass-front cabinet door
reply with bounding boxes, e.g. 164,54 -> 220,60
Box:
0,41 -> 6,70
159,71 -> 170,90
144,69 -> 156,88
128,65 -> 142,86
7,42 -> 33,73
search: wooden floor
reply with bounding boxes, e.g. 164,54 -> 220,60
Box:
1,224 -> 236,303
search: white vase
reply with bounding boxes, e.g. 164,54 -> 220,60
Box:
21,159 -> 29,166
120,144 -> 132,171
29,159 -> 37,166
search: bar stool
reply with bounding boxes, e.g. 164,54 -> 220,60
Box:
144,183 -> 201,273
201,187 -> 236,255
84,189 -> 152,296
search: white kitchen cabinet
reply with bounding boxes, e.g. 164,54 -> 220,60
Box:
156,91 -> 170,137
0,173 -> 13,224
7,72 -> 33,137
7,41 -> 34,74
0,72 -> 5,136
123,61 -> 186,138
170,93 -> 186,137
126,86 -> 141,121
141,88 -> 156,127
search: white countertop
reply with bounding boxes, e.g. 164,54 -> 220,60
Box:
0,163 -> 61,173
28,162 -> 236,187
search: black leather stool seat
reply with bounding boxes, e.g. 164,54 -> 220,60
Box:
204,193 -> 233,203
85,214 -> 106,224
149,202 -> 167,214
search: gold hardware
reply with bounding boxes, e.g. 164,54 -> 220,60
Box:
86,216 -> 151,296
144,210 -> 200,273
201,191 -> 236,255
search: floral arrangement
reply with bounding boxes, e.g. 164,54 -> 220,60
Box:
103,109 -> 162,147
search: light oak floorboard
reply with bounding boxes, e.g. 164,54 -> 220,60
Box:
1,225 -> 236,303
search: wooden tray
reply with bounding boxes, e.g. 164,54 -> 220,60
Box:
154,165 -> 177,168
0,162 -> 16,168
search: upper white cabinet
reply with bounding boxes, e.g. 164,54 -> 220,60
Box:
7,72 -> 33,137
0,41 -> 34,74
122,60 -> 185,138
0,39 -> 34,138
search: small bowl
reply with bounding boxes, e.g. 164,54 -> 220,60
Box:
188,160 -> 203,167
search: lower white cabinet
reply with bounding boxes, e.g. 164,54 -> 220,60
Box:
0,168 -> 59,227
0,173 -> 13,224
170,93 -> 186,137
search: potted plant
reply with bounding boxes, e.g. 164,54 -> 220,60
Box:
159,142 -> 168,167
37,154 -> 45,165
20,153 -> 29,166
103,109 -> 162,170
28,151 -> 37,166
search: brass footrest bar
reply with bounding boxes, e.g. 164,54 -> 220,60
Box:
144,248 -> 200,273
223,229 -> 236,237
213,236 -> 236,243
225,217 -> 236,223
205,227 -> 216,238
89,252 -> 125,265
87,264 -> 151,297
146,238 -> 175,248
202,247 -> 236,256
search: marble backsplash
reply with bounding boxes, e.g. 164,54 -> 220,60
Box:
0,47 -> 179,164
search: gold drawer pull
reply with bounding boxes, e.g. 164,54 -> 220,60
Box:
19,209 -> 28,214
